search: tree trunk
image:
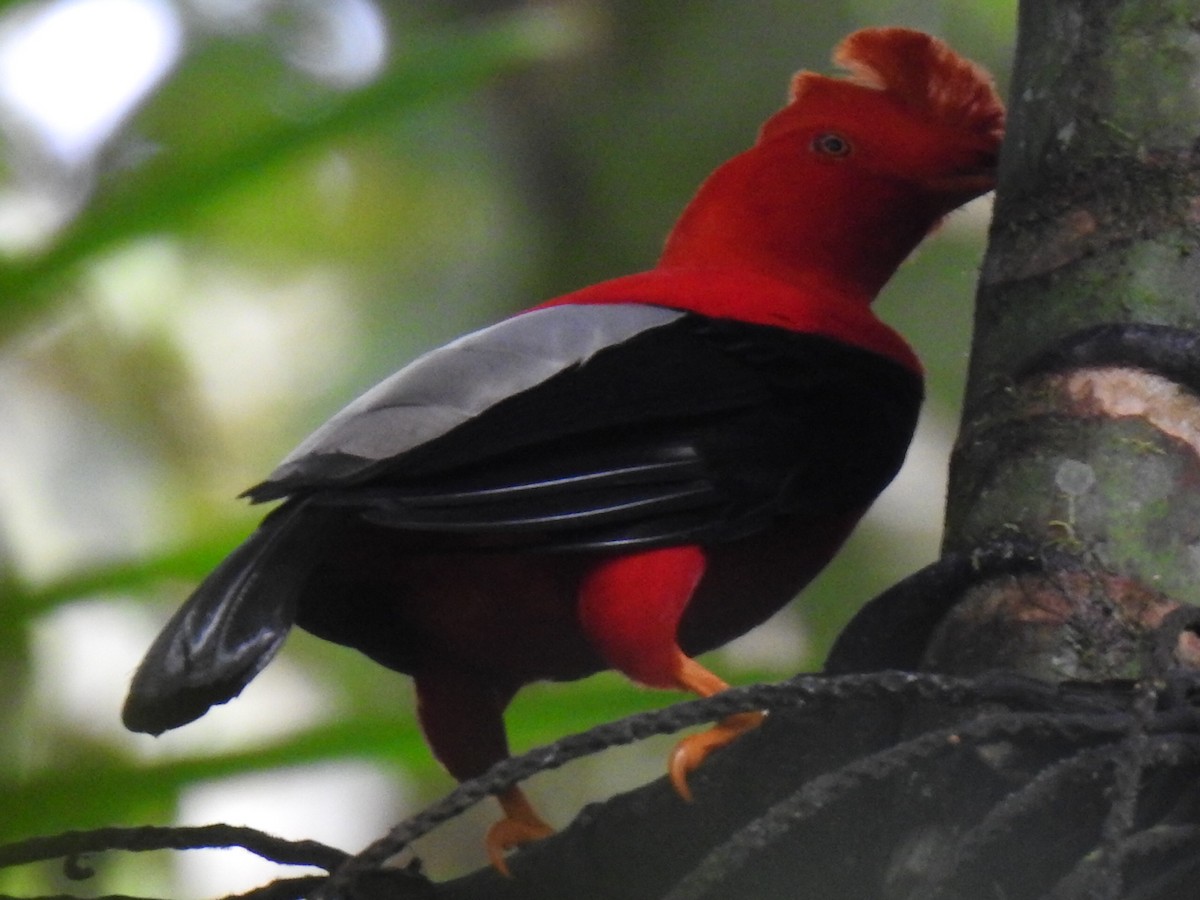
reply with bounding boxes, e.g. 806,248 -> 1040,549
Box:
933,0 -> 1200,680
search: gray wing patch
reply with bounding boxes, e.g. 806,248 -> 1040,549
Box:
260,304 -> 684,488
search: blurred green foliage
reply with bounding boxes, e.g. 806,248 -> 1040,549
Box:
0,1 -> 1014,892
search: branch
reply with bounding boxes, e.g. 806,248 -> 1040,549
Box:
0,825 -> 348,900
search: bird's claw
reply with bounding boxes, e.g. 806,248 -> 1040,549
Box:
487,786 -> 555,876
668,710 -> 765,801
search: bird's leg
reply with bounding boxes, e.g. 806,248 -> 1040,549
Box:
414,668 -> 552,875
577,546 -> 760,799
667,652 -> 764,801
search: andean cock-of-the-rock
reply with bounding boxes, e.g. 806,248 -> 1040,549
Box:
123,26 -> 1005,873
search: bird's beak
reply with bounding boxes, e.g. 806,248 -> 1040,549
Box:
920,170 -> 997,202
921,142 -> 1001,199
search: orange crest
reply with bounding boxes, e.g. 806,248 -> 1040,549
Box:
763,27 -> 1004,145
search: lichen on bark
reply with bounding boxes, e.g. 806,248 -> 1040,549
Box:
943,0 -> 1200,681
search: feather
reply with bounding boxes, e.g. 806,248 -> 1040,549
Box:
121,504 -> 309,733
766,28 -> 1004,146
832,27 -> 1005,141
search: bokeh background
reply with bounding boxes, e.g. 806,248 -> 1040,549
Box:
0,1 -> 1014,895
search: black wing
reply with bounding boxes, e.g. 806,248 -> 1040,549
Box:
244,304 -> 924,551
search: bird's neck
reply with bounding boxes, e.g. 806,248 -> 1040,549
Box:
657,150 -> 944,305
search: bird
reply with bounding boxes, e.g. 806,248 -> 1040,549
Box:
122,27 -> 1004,874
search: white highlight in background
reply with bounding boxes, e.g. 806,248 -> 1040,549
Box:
176,762 -> 408,900
0,0 -> 182,166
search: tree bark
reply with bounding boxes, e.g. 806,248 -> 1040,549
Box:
934,0 -> 1200,678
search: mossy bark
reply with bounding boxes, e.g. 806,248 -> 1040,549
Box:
938,0 -> 1200,679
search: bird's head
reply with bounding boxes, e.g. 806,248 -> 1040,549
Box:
761,27 -> 1005,207
660,27 -> 1006,300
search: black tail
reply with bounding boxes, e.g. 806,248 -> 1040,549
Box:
122,502 -> 311,735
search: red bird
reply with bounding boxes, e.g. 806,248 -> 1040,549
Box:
123,28 -> 1004,871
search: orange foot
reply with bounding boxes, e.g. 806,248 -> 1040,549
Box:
669,710 -> 764,801
486,785 -> 554,876
668,653 -> 765,801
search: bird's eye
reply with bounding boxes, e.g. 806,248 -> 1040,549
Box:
812,132 -> 852,157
